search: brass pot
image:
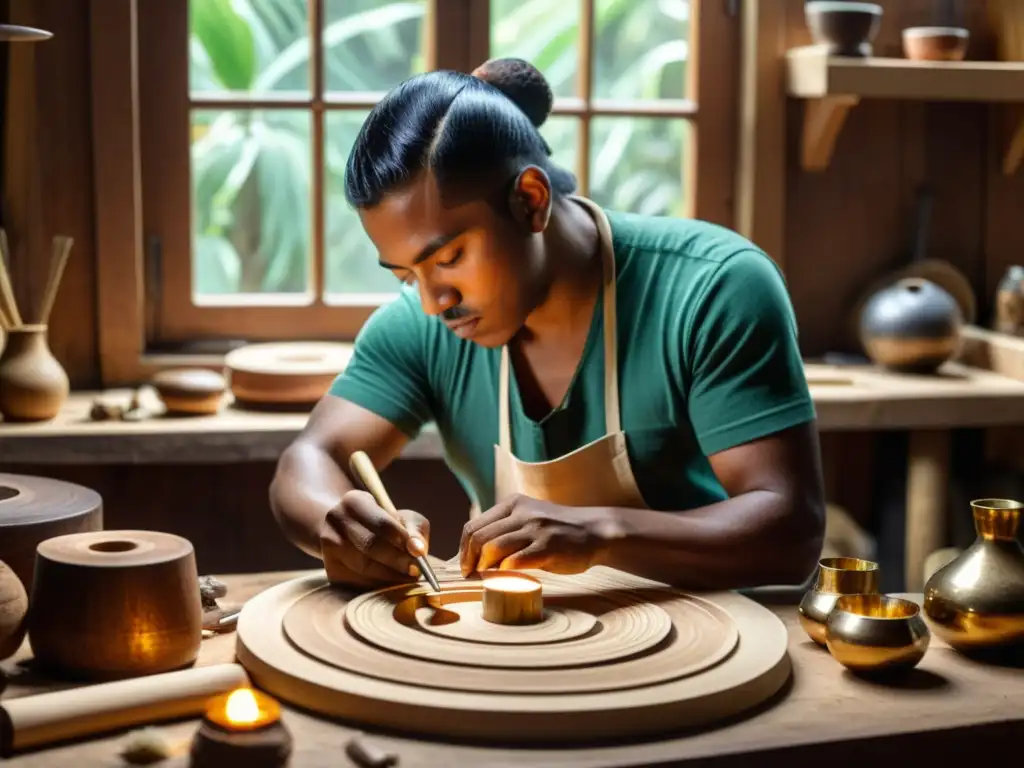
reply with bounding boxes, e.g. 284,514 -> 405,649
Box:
798,557 -> 880,646
923,498 -> 1024,652
825,594 -> 930,674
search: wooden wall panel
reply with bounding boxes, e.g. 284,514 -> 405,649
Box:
3,460 -> 472,576
1,0 -> 98,386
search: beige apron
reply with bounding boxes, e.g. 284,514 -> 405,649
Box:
487,196 -> 648,513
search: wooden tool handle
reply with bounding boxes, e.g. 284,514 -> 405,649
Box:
348,451 -> 427,557
0,662 -> 250,755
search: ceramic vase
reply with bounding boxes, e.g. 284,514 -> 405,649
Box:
798,556 -> 880,646
858,277 -> 963,373
995,265 -> 1024,337
0,559 -> 28,660
923,499 -> 1024,652
0,324 -> 69,421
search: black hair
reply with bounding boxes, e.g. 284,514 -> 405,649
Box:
343,58 -> 577,209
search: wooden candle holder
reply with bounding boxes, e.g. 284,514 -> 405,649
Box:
189,687 -> 292,767
481,572 -> 543,625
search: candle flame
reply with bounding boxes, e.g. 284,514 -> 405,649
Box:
484,575 -> 538,592
225,688 -> 261,725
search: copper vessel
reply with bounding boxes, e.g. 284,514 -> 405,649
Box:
798,557 -> 880,646
923,498 -> 1024,651
825,594 -> 930,674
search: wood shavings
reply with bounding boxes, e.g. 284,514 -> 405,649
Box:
345,734 -> 398,767
118,727 -> 175,764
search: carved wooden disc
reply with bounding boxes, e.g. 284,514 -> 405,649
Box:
335,577 -> 683,667
412,598 -> 598,646
238,565 -> 792,744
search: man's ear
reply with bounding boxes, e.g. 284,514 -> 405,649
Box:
507,166 -> 552,232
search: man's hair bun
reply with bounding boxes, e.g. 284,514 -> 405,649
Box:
471,57 -> 554,128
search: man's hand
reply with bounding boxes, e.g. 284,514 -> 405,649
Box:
320,489 -> 431,588
459,494 -> 619,577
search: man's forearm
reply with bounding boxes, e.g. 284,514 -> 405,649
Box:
597,491 -> 824,590
269,441 -> 356,559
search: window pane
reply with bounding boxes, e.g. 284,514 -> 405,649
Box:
594,0 -> 690,101
542,116 -> 581,182
323,110 -> 403,298
589,117 -> 689,217
191,109 -> 311,299
323,0 -> 427,94
490,0 -> 578,99
189,0 -> 310,97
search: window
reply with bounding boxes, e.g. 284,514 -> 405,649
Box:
94,0 -> 736,378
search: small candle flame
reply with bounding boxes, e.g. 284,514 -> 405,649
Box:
225,688 -> 261,726
484,575 -> 538,592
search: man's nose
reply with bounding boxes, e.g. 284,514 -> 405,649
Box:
419,281 -> 460,317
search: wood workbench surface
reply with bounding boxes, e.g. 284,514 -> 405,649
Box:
2,570 -> 1023,767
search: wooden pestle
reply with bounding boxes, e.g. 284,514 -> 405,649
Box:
0,662 -> 249,755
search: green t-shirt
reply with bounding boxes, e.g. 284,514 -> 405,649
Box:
329,208 -> 815,512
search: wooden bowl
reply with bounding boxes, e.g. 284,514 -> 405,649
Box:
902,26 -> 969,61
27,530 -> 203,680
805,1 -> 883,57
151,368 -> 227,416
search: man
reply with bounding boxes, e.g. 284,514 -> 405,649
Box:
269,59 -> 825,591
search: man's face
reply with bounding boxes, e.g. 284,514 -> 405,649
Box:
357,173 -> 547,348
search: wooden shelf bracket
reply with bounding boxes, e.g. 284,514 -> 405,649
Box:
1002,104 -> 1024,176
786,45 -> 1024,174
800,95 -> 859,172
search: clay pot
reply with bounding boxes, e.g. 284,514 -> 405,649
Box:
858,277 -> 963,373
0,559 -> 28,660
805,1 -> 883,57
0,324 -> 69,421
902,26 -> 969,61
995,265 -> 1024,337
923,499 -> 1024,652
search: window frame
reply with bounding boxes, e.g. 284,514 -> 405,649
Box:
90,0 -> 738,386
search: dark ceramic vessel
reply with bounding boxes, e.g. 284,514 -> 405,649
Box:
805,1 -> 883,57
858,277 -> 963,373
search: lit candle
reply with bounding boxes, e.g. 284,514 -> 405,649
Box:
190,686 -> 292,767
481,572 -> 544,625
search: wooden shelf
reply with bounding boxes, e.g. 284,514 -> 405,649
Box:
785,45 -> 1024,173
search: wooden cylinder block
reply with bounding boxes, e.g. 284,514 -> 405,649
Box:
481,572 -> 543,625
27,530 -> 203,680
0,473 -> 103,595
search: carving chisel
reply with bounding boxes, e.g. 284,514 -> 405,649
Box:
348,450 -> 442,593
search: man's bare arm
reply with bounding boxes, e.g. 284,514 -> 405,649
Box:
268,395 -> 411,559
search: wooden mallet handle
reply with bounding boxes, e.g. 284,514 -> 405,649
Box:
348,451 -> 427,558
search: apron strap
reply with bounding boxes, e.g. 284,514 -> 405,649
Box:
497,197 -> 622,449
499,345 -> 511,451
590,201 -> 621,435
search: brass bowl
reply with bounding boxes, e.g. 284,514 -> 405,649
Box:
825,594 -> 930,674
798,557 -> 880,646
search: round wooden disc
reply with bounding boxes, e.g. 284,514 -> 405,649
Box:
225,342 -> 352,407
236,567 -> 792,743
0,473 -> 103,594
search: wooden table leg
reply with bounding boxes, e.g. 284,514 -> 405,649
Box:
905,429 -> 951,591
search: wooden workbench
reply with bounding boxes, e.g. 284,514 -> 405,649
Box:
3,326 -> 1024,591
2,570 -> 1023,767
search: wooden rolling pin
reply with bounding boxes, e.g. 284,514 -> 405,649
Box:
0,662 -> 249,755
